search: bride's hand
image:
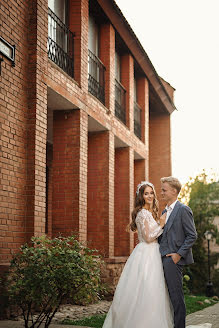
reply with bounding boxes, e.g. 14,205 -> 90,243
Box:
159,213 -> 166,228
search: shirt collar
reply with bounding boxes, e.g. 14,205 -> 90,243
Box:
166,199 -> 178,211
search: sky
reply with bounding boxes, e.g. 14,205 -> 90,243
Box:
115,0 -> 219,184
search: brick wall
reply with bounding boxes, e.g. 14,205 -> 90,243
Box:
0,0 -> 47,264
26,0 -> 48,240
149,112 -> 172,211
137,77 -> 149,146
52,109 -> 88,240
87,131 -> 113,256
0,0 -> 174,283
114,147 -> 133,256
121,54 -> 134,131
99,23 -> 115,112
69,0 -> 89,90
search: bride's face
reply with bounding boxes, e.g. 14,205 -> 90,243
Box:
143,186 -> 154,206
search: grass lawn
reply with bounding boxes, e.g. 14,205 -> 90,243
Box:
185,295 -> 218,315
61,295 -> 218,327
62,314 -> 106,328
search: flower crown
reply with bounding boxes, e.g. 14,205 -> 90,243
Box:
136,181 -> 154,195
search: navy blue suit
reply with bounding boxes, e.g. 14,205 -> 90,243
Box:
159,201 -> 197,328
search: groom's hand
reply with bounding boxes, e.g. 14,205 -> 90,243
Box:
166,253 -> 181,264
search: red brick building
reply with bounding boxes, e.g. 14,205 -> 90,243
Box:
0,0 -> 176,281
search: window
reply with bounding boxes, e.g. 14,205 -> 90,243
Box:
134,78 -> 137,103
48,0 -> 74,77
115,52 -> 126,123
134,78 -> 142,139
115,52 -> 121,82
89,16 -> 99,56
48,0 -> 68,52
48,0 -> 67,23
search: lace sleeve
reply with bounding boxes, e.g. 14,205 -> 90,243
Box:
136,209 -> 163,243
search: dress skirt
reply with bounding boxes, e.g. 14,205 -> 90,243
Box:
102,241 -> 174,328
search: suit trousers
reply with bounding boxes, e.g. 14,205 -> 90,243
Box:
162,256 -> 186,328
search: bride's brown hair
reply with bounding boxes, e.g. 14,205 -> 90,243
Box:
130,183 -> 159,232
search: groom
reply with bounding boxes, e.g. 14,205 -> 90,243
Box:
159,177 -> 197,328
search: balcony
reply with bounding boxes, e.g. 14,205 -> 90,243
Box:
48,8 -> 74,78
134,102 -> 142,139
115,79 -> 126,124
88,50 -> 105,105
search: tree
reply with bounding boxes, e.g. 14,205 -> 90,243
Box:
179,171 -> 219,294
6,235 -> 105,328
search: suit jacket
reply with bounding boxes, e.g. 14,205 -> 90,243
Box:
159,200 -> 197,265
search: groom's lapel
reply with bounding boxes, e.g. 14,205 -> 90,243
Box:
165,201 -> 181,232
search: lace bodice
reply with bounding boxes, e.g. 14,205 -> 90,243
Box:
135,209 -> 163,243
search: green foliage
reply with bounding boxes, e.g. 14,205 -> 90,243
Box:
6,235 -> 104,328
0,271 -> 10,319
61,314 -> 107,328
184,295 -> 219,315
212,269 -> 219,296
179,171 -> 219,294
183,274 -> 191,295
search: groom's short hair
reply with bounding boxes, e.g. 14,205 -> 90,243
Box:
161,176 -> 182,194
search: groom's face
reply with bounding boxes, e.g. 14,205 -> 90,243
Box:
161,182 -> 177,204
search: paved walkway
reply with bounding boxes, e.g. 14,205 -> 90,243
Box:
186,302 -> 219,327
0,322 -> 90,328
0,302 -> 219,327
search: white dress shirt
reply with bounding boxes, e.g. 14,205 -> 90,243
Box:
165,199 -> 178,223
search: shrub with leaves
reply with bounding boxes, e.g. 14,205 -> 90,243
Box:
179,171 -> 219,294
6,235 -> 104,328
183,274 -> 191,295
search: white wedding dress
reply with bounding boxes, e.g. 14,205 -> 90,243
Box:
102,208 -> 212,328
103,208 -> 173,328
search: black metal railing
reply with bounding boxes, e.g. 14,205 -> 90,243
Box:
115,79 -> 126,124
88,50 -> 105,105
134,102 -> 142,139
48,8 -> 74,78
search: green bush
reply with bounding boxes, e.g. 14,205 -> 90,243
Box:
6,235 -> 104,328
212,268 -> 219,296
179,173 -> 219,294
183,274 -> 191,295
0,272 -> 10,319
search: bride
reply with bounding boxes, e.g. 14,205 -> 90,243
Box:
102,181 -> 212,328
